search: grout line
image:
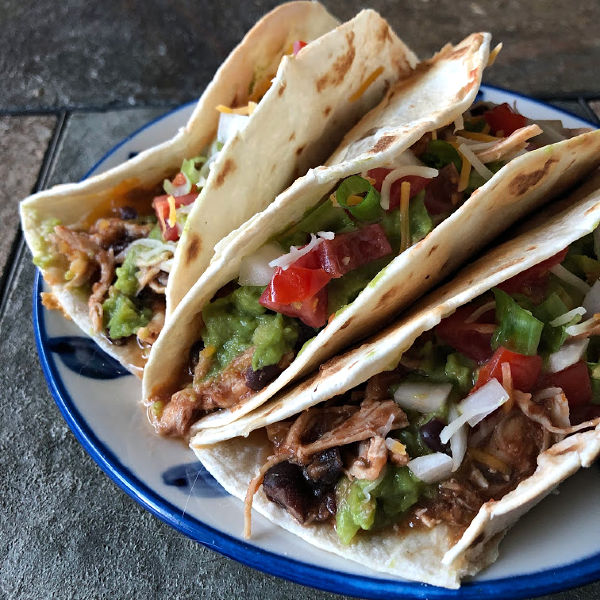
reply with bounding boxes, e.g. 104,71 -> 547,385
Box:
0,110 -> 69,322
0,102 -> 181,118
579,99 -> 600,126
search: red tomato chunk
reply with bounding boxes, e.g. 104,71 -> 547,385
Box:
314,224 -> 392,278
484,103 -> 528,136
260,287 -> 328,329
153,191 -> 198,241
474,347 -> 542,392
367,168 -> 430,210
540,361 -> 592,408
499,248 -> 568,295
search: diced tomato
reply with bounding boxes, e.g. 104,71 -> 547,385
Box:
499,248 -> 568,295
483,103 -> 528,136
540,361 -> 592,408
314,224 -> 392,278
260,286 -> 328,328
152,192 -> 198,241
259,266 -> 331,305
423,163 -> 460,215
474,347 -> 542,392
366,168 -> 430,210
435,305 -> 496,363
293,40 -> 307,56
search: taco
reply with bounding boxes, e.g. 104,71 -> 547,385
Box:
20,3 -> 415,375
143,31 -> 600,438
193,174 -> 600,587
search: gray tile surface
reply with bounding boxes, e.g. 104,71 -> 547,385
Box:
3,106 -> 600,600
0,115 -> 56,277
2,0 -> 600,112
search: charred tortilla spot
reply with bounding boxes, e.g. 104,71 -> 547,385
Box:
340,321 -> 351,330
278,82 -> 286,96
295,145 -> 305,156
377,21 -> 392,43
371,135 -> 397,153
215,159 -> 236,188
288,132 -> 296,142
377,288 -> 396,308
508,158 -> 558,196
585,206 -> 600,216
315,31 -> 355,92
428,245 -> 439,256
323,106 -> 332,117
527,245 -> 537,252
185,234 -> 202,265
425,274 -> 430,280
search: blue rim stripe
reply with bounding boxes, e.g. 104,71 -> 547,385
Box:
33,89 -> 600,599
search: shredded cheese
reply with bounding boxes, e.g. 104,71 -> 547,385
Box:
550,265 -> 591,295
458,131 -> 500,142
167,195 -> 177,227
501,362 -> 514,413
457,143 -> 494,180
468,448 -> 511,475
379,166 -> 438,210
487,42 -> 503,67
400,181 -> 411,252
215,102 -> 257,116
465,300 -> 496,323
349,66 -> 384,102
457,150 -> 472,192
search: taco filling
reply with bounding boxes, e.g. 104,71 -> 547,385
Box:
151,101 -> 584,436
32,73 -> 292,363
244,232 -> 600,540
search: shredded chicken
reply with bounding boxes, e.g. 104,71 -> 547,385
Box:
295,400 -> 407,462
90,218 -> 152,250
136,302 -> 165,345
347,436 -> 388,480
515,390 -> 600,435
475,124 -> 543,163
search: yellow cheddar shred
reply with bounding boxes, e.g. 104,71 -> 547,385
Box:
349,66 -> 384,102
215,103 -> 257,116
458,151 -> 472,192
459,130 -> 500,142
468,448 -> 511,475
487,43 -> 503,67
400,181 -> 411,252
167,195 -> 177,227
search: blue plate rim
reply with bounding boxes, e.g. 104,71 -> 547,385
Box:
33,88 -> 600,599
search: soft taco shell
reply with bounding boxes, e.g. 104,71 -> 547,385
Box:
21,3 -> 417,373
193,176 -> 600,587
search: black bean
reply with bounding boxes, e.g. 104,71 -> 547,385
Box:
118,206 -> 138,220
420,418 -> 448,453
245,364 -> 282,391
303,448 -> 343,486
188,340 -> 204,376
263,462 -> 310,524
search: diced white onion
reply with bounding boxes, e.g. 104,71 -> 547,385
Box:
454,136 -> 499,152
464,300 -> 496,323
393,382 -> 452,413
547,338 -> 589,373
583,280 -> 600,317
448,404 -> 467,472
238,243 -> 283,286
440,379 -> 508,444
408,453 -> 454,484
379,166 -> 438,210
457,143 -> 494,180
453,114 -> 465,132
163,172 -> 191,197
550,265 -> 591,295
268,231 -> 334,270
549,306 -> 586,327
217,112 -> 249,145
158,258 -> 174,273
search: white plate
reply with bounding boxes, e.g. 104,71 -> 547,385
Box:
34,86 -> 600,599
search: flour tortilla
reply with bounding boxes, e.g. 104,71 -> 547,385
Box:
21,3 -> 417,373
193,175 -> 600,587
144,30 -> 600,432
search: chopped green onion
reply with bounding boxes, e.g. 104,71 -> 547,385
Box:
335,175 -> 383,222
409,190 -> 433,244
277,199 -> 355,250
181,155 -> 207,186
421,140 -> 462,172
492,288 -> 544,355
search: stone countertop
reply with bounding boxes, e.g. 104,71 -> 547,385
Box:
2,2 -> 600,599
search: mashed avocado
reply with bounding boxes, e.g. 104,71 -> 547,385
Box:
335,465 -> 430,544
201,286 -> 299,378
102,288 -> 151,339
32,218 -> 62,269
